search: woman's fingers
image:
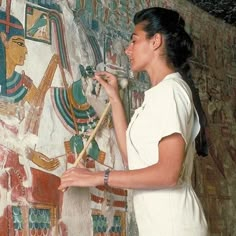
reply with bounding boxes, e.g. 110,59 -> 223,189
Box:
95,71 -> 115,78
93,71 -> 121,103
58,166 -> 93,190
94,71 -> 117,84
94,72 -> 118,90
58,168 -> 81,190
94,74 -> 109,87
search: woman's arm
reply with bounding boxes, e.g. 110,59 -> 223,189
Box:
110,98 -> 128,167
58,133 -> 185,190
108,133 -> 185,189
94,72 -> 128,167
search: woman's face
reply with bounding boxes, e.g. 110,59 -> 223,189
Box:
125,23 -> 154,72
5,35 -> 27,66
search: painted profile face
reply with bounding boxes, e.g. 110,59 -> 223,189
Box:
125,23 -> 153,72
5,35 -> 28,66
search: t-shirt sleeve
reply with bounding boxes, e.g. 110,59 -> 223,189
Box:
148,80 -> 192,145
128,79 -> 195,167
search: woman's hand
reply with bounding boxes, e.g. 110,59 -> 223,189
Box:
94,71 -> 120,102
58,163 -> 103,190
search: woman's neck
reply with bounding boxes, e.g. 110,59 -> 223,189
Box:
145,55 -> 175,86
148,66 -> 175,87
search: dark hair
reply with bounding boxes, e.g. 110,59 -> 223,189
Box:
134,7 -> 208,157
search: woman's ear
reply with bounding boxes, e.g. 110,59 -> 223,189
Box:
152,33 -> 162,50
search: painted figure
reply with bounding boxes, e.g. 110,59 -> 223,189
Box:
0,9 -> 61,235
0,10 -> 59,170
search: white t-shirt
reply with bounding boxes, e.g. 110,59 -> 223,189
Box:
126,72 -> 208,236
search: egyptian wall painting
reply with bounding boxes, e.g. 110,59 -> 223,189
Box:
0,0 -> 148,235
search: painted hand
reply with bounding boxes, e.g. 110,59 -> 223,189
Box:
28,149 -> 60,171
69,134 -> 84,154
87,139 -> 100,161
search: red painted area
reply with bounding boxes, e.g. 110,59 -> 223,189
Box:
0,208 -> 9,236
0,146 -> 62,234
28,168 -> 61,204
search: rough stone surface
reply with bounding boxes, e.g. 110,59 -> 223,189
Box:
188,0 -> 236,26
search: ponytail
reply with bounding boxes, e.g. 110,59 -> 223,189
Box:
179,63 -> 208,157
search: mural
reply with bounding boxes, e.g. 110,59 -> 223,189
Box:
0,4 -> 60,235
0,0 -> 130,235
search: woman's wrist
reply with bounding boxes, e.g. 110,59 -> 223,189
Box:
94,171 -> 105,186
110,96 -> 121,104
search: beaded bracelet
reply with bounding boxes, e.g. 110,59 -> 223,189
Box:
104,168 -> 111,188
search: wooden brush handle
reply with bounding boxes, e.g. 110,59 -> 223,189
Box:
72,101 -> 111,167
61,102 -> 111,192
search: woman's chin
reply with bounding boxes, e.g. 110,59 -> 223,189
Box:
131,66 -> 141,73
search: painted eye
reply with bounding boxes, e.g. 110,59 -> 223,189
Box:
15,42 -> 25,47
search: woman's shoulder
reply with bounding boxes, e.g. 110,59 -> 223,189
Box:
148,73 -> 192,100
162,73 -> 190,91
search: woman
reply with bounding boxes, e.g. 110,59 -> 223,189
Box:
59,7 -> 208,235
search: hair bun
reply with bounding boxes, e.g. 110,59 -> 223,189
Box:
177,15 -> 185,28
